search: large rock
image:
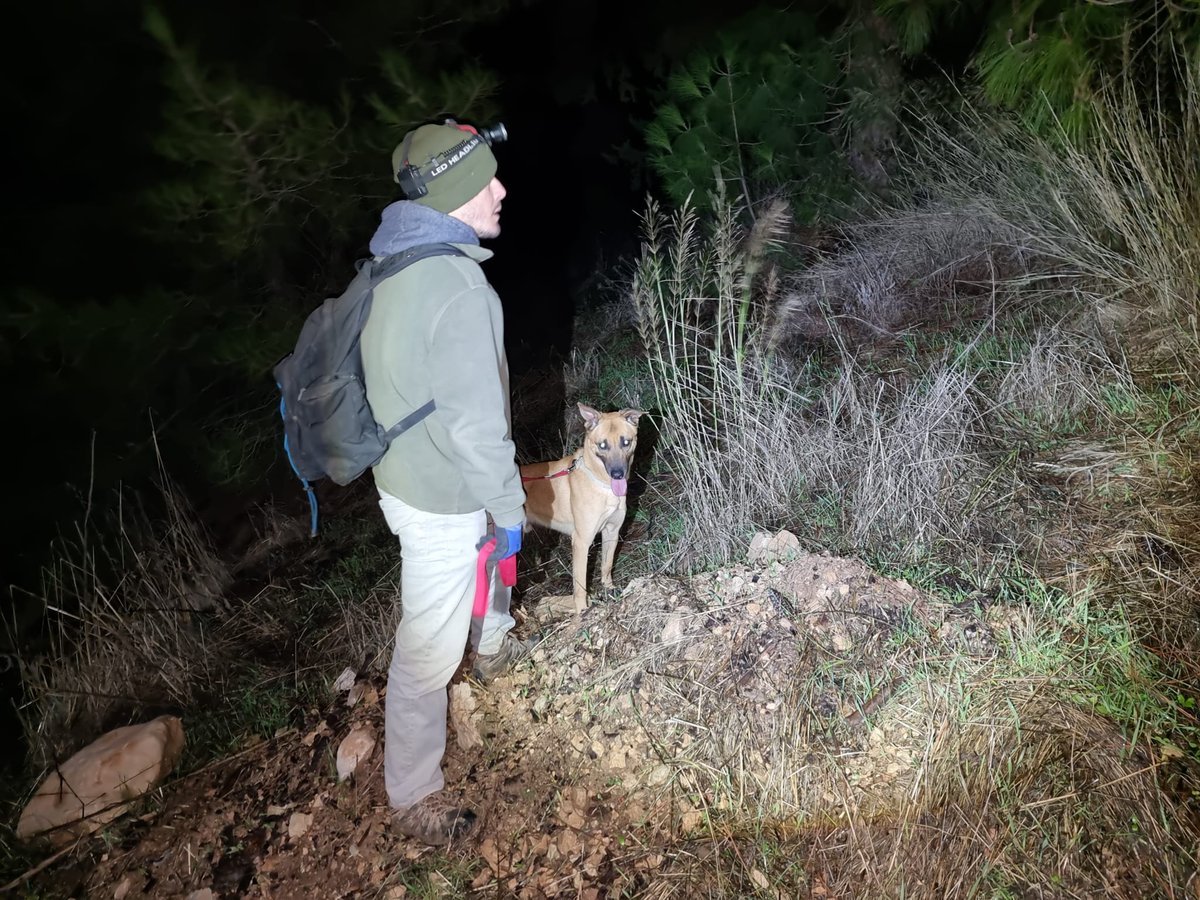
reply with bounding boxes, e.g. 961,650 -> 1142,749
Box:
17,715 -> 185,845
747,529 -> 801,564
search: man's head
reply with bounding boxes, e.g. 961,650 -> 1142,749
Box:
392,122 -> 505,236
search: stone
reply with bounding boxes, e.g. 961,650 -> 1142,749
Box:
17,715 -> 184,845
659,612 -> 685,645
288,812 -> 313,839
448,683 -> 483,750
748,530 -> 801,564
331,667 -> 357,692
335,724 -> 376,783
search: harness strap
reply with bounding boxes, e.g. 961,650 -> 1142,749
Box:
577,457 -> 611,488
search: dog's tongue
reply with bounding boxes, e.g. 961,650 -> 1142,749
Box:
611,477 -> 628,497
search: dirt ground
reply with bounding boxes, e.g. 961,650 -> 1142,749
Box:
12,535 -> 1121,898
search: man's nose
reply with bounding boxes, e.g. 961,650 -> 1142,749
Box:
493,178 -> 507,201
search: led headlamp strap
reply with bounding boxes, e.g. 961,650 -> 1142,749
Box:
397,131 -> 426,199
399,130 -> 484,200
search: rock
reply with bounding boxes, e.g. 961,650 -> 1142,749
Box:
335,724 -> 376,783
17,715 -> 184,845
448,683 -> 483,750
185,891 -> 215,900
646,764 -> 672,786
332,667 -> 357,692
659,612 -> 685,644
747,533 -> 771,563
605,748 -> 627,770
288,811 -> 313,839
748,530 -> 801,564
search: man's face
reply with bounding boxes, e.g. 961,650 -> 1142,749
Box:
449,177 -> 506,239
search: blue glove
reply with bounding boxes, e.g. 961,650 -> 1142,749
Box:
479,523 -> 523,562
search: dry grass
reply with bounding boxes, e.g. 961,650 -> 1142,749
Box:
13,478 -> 232,769
641,700 -> 1186,899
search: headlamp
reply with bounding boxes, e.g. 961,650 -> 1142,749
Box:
396,117 -> 508,201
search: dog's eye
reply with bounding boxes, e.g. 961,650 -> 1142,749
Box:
620,437 -> 630,448
598,440 -> 609,451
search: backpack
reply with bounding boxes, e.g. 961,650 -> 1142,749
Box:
273,242 -> 467,535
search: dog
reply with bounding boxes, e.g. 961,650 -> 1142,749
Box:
521,404 -> 645,612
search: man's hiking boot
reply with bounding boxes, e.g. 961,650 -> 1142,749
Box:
473,633 -> 538,684
393,791 -> 477,846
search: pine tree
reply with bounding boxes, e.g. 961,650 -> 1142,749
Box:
644,9 -> 856,222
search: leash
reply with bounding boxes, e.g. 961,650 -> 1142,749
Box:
521,458 -> 577,482
473,540 -> 517,617
521,455 -> 624,492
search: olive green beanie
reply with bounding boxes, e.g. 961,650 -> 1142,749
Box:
392,123 -> 498,214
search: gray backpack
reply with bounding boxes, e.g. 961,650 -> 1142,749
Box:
273,243 -> 466,534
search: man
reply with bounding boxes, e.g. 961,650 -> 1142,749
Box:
360,120 -> 533,845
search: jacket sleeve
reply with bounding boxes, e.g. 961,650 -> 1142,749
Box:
427,284 -> 526,528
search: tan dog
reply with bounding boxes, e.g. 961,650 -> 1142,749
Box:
521,404 -> 645,611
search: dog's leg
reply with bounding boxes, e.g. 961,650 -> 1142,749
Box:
570,528 -> 596,613
599,517 -> 622,593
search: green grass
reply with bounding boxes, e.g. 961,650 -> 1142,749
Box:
182,668 -> 322,769
382,853 -> 481,898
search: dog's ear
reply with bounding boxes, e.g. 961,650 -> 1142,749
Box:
620,409 -> 646,427
577,403 -> 602,431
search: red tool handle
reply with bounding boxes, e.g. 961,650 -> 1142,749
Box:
473,540 -> 517,617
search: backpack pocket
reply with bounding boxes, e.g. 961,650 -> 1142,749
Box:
295,374 -> 388,486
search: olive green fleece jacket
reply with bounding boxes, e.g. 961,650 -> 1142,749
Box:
360,243 -> 526,529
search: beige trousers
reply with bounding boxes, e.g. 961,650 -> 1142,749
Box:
377,489 -> 514,808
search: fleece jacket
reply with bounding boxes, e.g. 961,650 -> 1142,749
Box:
360,201 -> 525,528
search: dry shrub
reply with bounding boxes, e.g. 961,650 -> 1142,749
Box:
328,575 -> 401,674
996,321 -> 1120,431
15,479 -> 232,768
613,73 -> 1200,897
630,192 -> 1010,568
772,201 -> 1035,347
814,362 -> 984,554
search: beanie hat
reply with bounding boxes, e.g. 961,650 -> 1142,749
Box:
392,123 -> 498,214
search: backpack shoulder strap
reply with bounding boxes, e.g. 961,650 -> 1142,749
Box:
369,242 -> 469,286
366,242 -> 470,444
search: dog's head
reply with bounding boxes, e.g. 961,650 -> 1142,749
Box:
578,403 -> 645,497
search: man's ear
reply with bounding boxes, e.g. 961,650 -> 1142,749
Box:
620,409 -> 646,427
577,403 -> 602,431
